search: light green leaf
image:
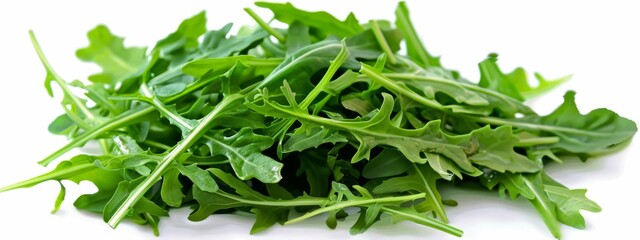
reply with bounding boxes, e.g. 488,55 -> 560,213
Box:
76,25 -> 146,84
510,68 -> 571,99
51,182 -> 66,214
478,53 -> 525,101
255,2 -> 363,38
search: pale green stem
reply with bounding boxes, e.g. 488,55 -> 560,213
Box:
285,193 -> 426,225
516,137 -> 560,147
369,20 -> 397,65
244,8 -> 286,43
107,95 -> 243,228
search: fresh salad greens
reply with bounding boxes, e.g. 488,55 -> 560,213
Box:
0,1 -> 636,239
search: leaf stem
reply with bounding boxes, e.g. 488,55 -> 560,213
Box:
369,20 -> 397,65
38,107 -> 155,166
0,162 -> 94,192
285,193 -> 426,225
412,164 -> 447,222
470,115 -> 626,137
244,8 -> 286,43
360,64 -> 445,111
38,68 -> 230,166
516,137 -> 560,147
215,191 -> 327,207
384,72 -> 527,110
107,94 -> 244,228
523,175 -> 561,239
380,206 -> 463,237
299,40 -> 349,108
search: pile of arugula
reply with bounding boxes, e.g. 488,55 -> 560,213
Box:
1,1 -> 636,239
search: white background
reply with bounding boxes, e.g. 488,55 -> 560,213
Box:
0,1 -> 638,239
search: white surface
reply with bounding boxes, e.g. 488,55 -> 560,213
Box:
0,1 -> 638,239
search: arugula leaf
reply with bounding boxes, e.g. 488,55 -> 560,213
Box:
283,126 -> 348,153
160,167 -> 184,207
76,25 -> 146,84
154,11 -> 207,58
362,148 -> 411,179
295,149 -> 332,197
206,128 -> 283,183
255,2 -> 363,38
373,164 -> 448,222
477,91 -> 637,153
509,68 -> 571,99
542,174 -> 602,229
478,54 -> 525,101
395,2 -> 440,68
249,90 -> 540,174
0,154 -> 122,194
175,164 -> 218,193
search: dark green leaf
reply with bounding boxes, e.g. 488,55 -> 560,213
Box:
206,128 -> 283,183
250,207 -> 289,234
515,91 -> 637,153
161,168 -> 184,207
395,2 -> 440,68
175,164 -> 218,193
296,150 -> 332,197
286,21 -> 310,54
362,148 -> 410,179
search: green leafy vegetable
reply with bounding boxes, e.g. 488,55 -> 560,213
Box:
0,1 -> 635,240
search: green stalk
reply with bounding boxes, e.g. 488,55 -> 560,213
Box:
214,191 -> 326,207
412,164 -> 447,222
523,175 -> 561,239
360,64 -> 445,111
38,107 -> 155,166
380,206 -> 463,237
265,40 -> 350,157
369,20 -> 397,65
516,137 -> 560,147
285,193 -> 426,225
299,40 -> 349,108
107,94 -> 244,228
244,8 -> 286,43
0,163 -> 94,192
384,72 -> 525,107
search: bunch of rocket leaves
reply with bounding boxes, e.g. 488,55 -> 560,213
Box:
1,2 -> 636,239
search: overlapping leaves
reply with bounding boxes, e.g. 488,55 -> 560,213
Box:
0,1 -> 635,240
